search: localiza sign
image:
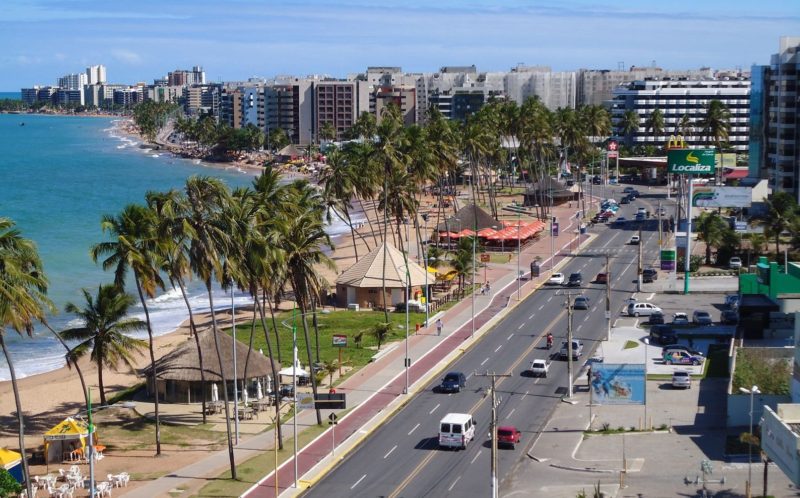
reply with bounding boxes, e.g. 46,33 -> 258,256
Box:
667,149 -> 715,174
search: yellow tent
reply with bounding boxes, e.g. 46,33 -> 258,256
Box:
0,448 -> 22,482
43,417 -> 90,464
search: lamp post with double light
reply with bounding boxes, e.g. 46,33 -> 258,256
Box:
739,385 -> 760,498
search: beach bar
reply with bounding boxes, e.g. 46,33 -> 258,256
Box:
144,330 -> 280,403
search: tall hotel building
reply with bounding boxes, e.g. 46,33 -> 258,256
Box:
750,37 -> 800,201
610,77 -> 751,150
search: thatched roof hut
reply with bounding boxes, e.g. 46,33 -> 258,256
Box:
143,330 -> 280,403
524,177 -> 574,206
435,204 -> 497,233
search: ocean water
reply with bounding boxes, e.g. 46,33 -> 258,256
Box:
0,114 -> 359,381
0,91 -> 21,100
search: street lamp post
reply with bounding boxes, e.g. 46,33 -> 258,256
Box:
517,208 -> 522,300
740,385 -> 761,498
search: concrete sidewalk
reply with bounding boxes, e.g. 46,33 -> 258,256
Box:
123,199 -> 599,498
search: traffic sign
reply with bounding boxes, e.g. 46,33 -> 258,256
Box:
328,413 -> 338,425
480,253 -> 490,263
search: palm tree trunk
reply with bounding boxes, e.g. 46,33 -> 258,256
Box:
311,299 -> 321,364
134,274 -> 161,456
264,290 -> 282,364
243,311 -> 257,389
97,355 -> 106,405
43,322 -> 90,411
297,298 -> 322,425
206,281 -> 237,479
0,334 -> 33,498
381,181 -> 390,322
177,277 -> 207,423
359,198 -> 380,243
253,293 -> 283,449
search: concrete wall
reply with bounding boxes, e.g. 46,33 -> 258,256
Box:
762,404 -> 800,486
727,392 -> 791,427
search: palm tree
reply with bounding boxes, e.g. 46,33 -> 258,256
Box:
451,236 -> 476,297
580,105 -> 611,142
320,121 -> 337,143
644,108 -> 665,143
0,217 -> 52,498
62,285 -> 148,405
371,322 -> 392,351
318,149 -> 368,258
758,192 -> 799,254
699,100 -> 731,182
694,212 -> 731,265
676,113 -> 692,139
282,183 -> 336,425
92,204 -> 166,455
181,176 -> 238,477
618,109 -> 640,147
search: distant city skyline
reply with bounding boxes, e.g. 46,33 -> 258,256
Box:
2,0 -> 799,90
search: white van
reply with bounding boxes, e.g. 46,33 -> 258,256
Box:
439,412 -> 476,450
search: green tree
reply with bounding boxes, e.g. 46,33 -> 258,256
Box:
451,236 -> 476,296
61,285 -> 147,405
320,121 -> 337,142
92,204 -> 166,455
618,109 -> 640,145
699,100 -> 731,181
757,192 -> 799,254
0,218 -> 53,498
267,127 -> 290,152
644,108 -> 665,142
371,322 -> 392,351
0,468 -> 22,497
694,211 -> 731,265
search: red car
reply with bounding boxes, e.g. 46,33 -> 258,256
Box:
595,272 -> 608,284
496,426 -> 521,449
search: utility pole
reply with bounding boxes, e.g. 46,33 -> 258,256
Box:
637,223 -> 643,292
564,292 -> 578,401
605,253 -> 612,341
475,371 -> 511,498
684,174 -> 694,294
657,200 -> 663,247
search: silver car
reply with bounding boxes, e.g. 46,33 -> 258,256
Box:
672,370 -> 691,389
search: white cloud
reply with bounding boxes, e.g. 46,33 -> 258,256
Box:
110,49 -> 142,65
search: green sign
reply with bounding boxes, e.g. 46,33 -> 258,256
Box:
660,249 -> 676,271
667,149 -> 715,174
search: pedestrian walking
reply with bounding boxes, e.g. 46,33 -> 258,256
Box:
436,319 -> 443,336
586,366 -> 592,387
485,281 -> 491,294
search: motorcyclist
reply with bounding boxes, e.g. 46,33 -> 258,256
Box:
546,333 -> 554,349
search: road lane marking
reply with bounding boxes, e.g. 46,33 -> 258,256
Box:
495,345 -> 502,352
647,293 -> 655,301
429,403 -> 440,415
507,333 -> 513,341
538,305 -> 544,311
547,296 -> 553,302
577,324 -> 583,331
471,451 -> 482,464
613,319 -> 619,327
525,390 -> 529,396
518,323 -> 525,330
384,445 -> 397,459
448,476 -> 462,492
634,319 -> 639,327
351,474 -> 367,490
508,408 -> 516,417
481,357 -> 489,366
408,423 -> 420,435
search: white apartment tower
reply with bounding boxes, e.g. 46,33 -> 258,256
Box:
86,65 -> 107,85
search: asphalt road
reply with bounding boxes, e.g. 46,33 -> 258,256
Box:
303,185 -> 675,498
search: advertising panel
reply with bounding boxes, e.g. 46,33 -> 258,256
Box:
332,334 -> 347,347
552,222 -> 559,237
691,186 -> 752,208
667,149 -> 715,174
660,249 -> 676,271
589,363 -> 646,405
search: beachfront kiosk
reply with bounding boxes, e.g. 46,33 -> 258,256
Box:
43,417 -> 92,465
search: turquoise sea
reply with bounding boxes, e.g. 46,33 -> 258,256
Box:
0,114 -> 356,380
0,92 -> 21,100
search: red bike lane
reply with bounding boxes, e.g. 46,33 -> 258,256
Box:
246,234 -> 588,497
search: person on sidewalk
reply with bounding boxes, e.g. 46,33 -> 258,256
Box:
436,318 -> 443,336
586,366 -> 592,387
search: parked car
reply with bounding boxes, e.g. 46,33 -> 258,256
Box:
635,212 -> 646,221
729,257 -> 743,270
672,312 -> 689,325
595,272 -> 608,284
642,268 -> 658,283
648,311 -> 665,325
439,372 -> 467,393
664,350 -> 704,366
619,196 -> 631,204
573,296 -> 590,310
627,302 -> 662,317
721,309 -> 739,325
623,187 -> 635,193
662,344 -> 704,357
672,370 -> 692,389
649,325 -> 677,345
567,273 -> 583,287
629,235 -> 641,245
692,310 -> 713,326
629,190 -> 641,199
496,426 -> 522,449
547,273 -> 565,285
637,207 -> 647,216
592,176 -> 603,185
560,340 -> 584,360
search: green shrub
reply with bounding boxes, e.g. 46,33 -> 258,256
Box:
0,468 -> 22,497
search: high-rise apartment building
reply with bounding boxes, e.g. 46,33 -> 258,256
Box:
504,65 -> 576,110
263,80 -> 314,145
314,81 -> 367,141
750,37 -> 800,200
168,66 -> 206,87
577,67 -> 714,107
610,77 -> 751,150
185,84 -> 221,115
85,65 -> 107,85
57,73 -> 87,90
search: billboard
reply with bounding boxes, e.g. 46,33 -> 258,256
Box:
660,249 -> 676,271
667,149 -> 715,174
691,186 -> 752,208
589,363 -> 646,405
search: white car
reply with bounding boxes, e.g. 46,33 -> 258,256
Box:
637,207 -> 647,215
729,257 -> 742,270
672,312 -> 689,325
547,273 -> 565,285
629,235 -> 640,245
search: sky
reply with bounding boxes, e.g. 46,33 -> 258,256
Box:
1,0 -> 799,90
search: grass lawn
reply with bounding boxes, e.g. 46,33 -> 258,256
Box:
222,308 -> 426,377
623,340 -> 639,350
